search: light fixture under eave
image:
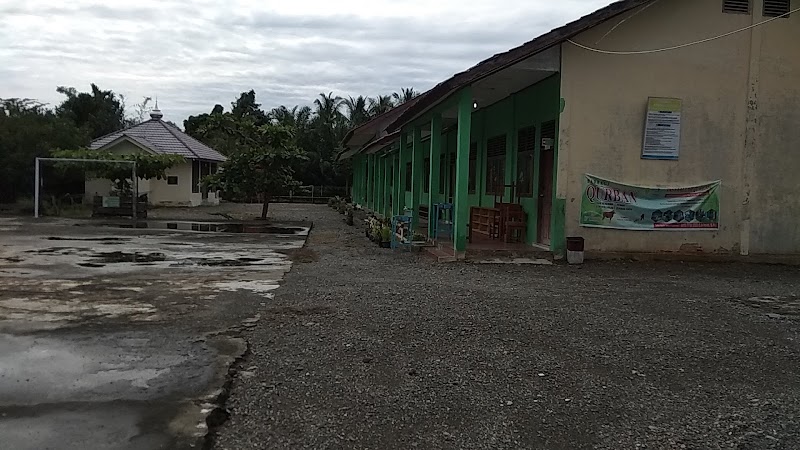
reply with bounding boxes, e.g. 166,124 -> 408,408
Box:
473,102 -> 478,109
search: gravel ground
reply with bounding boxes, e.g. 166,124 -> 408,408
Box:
211,203 -> 800,449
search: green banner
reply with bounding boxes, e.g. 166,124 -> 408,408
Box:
580,174 -> 720,230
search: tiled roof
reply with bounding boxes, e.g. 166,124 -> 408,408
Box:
89,119 -> 227,162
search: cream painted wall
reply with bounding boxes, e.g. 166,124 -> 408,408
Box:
748,1 -> 800,253
558,0 -> 798,255
83,139 -> 221,206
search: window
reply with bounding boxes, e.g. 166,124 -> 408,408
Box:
764,0 -> 791,17
485,134 -> 506,196
405,162 -> 412,192
191,160 -> 200,193
167,176 -> 178,185
517,126 -> 536,197
423,157 -> 430,193
723,0 -> 751,14
210,163 -> 218,174
468,142 -> 478,194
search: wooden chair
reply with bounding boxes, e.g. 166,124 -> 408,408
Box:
504,207 -> 527,243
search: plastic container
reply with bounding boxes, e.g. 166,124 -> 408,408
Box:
566,236 -> 585,265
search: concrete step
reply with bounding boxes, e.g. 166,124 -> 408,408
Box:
424,246 -> 457,263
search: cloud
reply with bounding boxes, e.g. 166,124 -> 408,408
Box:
0,0 -> 611,124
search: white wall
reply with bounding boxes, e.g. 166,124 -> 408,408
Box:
83,140 -> 220,207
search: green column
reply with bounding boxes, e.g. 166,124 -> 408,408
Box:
359,157 -> 366,204
354,157 -> 361,204
410,125 -> 424,228
393,146 -> 402,216
364,155 -> 372,209
453,87 -> 473,254
397,132 -> 408,214
374,155 -> 381,212
376,156 -> 386,216
382,155 -> 391,217
369,154 -> 376,211
428,114 -> 442,237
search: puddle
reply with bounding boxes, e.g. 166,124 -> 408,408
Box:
213,280 -> 280,294
46,237 -> 130,242
737,295 -> 800,316
80,221 -> 308,235
94,251 -> 167,263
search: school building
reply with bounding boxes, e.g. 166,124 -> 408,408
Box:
340,0 -> 800,259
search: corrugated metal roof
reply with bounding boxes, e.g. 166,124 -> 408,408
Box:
89,119 -> 227,162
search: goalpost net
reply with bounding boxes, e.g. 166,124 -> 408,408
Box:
34,157 -> 139,219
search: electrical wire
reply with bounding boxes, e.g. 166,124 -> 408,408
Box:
595,0 -> 662,44
568,7 -> 800,55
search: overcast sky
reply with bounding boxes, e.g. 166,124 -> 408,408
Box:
0,0 -> 610,124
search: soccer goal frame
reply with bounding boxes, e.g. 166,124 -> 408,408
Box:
34,157 -> 138,219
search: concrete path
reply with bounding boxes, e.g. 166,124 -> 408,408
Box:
0,209 -> 308,449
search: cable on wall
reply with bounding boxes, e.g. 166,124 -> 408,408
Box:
568,6 -> 799,55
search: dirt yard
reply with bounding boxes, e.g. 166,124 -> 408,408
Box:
212,204 -> 800,449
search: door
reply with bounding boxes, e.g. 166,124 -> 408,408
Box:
537,148 -> 554,245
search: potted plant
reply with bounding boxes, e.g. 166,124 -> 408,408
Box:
345,205 -> 354,226
380,225 -> 392,248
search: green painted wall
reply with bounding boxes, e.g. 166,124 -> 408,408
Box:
462,74 -> 561,246
355,74 -> 561,247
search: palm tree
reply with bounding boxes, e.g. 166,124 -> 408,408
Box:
314,92 -> 344,126
368,95 -> 395,116
343,96 -> 370,127
392,87 -> 419,105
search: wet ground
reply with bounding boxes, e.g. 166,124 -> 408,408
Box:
0,210 -> 309,449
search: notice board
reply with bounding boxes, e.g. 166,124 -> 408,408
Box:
642,97 -> 682,160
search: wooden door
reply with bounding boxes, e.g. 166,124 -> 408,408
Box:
537,149 -> 554,245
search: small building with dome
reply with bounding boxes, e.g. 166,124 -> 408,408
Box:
85,106 -> 226,207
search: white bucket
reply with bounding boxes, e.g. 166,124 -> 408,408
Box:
567,250 -> 584,265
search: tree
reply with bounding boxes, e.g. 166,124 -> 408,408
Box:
368,95 -> 395,116
203,125 -> 305,219
0,98 -> 87,202
51,148 -> 183,194
343,96 -> 370,127
231,90 -> 268,125
130,96 -> 153,124
393,88 -> 419,105
55,84 -> 128,139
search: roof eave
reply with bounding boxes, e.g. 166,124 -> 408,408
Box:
386,0 -> 655,132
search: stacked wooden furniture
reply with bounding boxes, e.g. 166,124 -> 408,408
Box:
491,184 -> 528,243
469,207 -> 500,242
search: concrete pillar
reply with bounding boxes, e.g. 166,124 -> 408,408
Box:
365,155 -> 371,208
376,154 -> 385,215
411,125 -> 424,228
397,132 -> 408,215
453,87 -> 473,255
382,155 -> 390,217
428,114 -> 442,237
393,147 -> 402,216
369,154 -> 377,211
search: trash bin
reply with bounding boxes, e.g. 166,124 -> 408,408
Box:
566,236 -> 585,265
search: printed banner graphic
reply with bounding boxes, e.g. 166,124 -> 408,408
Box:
580,174 -> 720,230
